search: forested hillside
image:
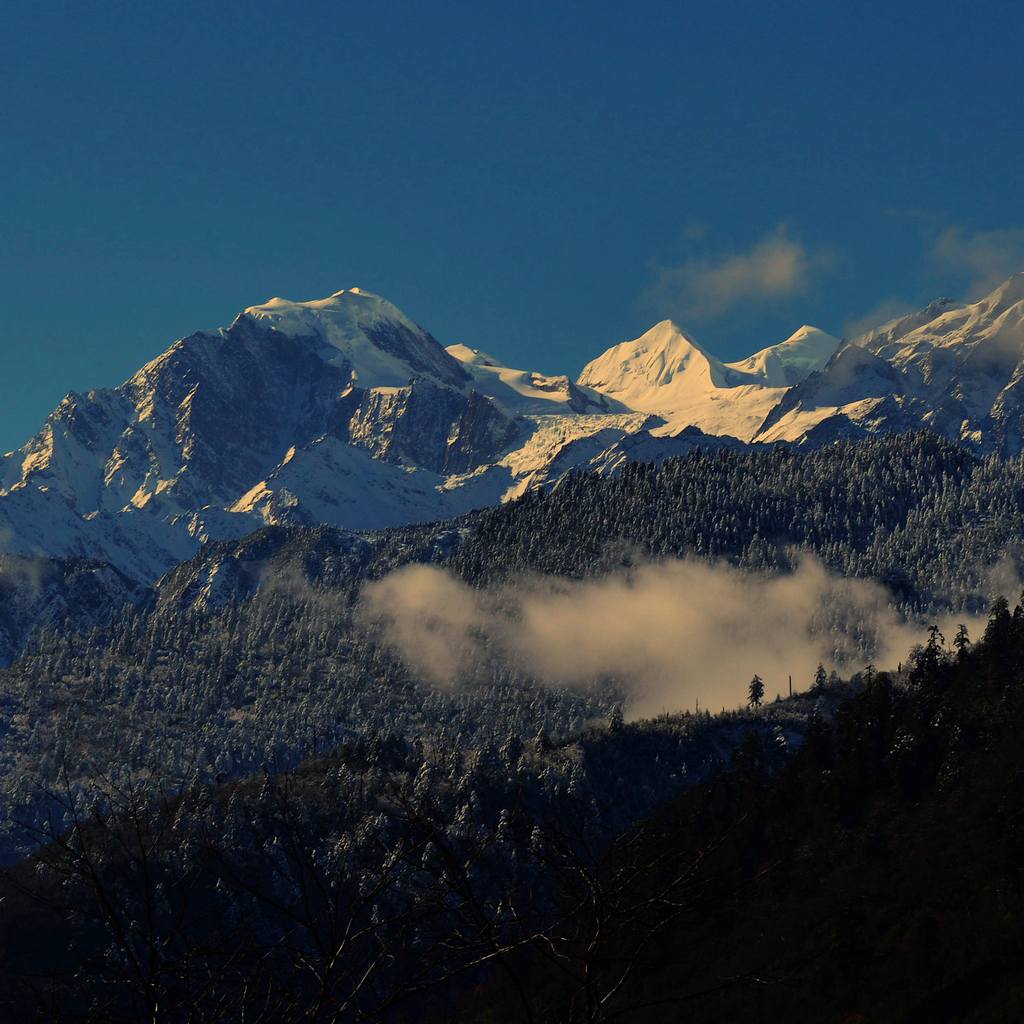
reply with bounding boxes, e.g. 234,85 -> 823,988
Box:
3,595 -> 1024,1021
2,432 -> 1024,869
450,599 -> 1024,1023
4,430 -> 1019,675
451,431 -> 1024,610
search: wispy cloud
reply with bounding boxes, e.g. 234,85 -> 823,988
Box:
642,227 -> 832,324
842,297 -> 919,341
359,556 -> 982,717
931,226 -> 1024,298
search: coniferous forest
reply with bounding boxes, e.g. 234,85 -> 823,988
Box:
0,432 -> 1023,1019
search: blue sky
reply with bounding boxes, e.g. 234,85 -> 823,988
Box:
1,0 -> 1022,450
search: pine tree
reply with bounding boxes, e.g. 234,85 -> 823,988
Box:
953,623 -> 971,660
747,675 -> 765,709
814,663 -> 828,690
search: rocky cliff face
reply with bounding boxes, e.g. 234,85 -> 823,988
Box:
344,379 -> 521,474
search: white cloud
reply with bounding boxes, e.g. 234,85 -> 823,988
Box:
642,227 -> 830,323
359,556 -> 982,717
359,564 -> 487,686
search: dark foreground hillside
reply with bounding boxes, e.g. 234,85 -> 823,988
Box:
3,600 -> 1024,1022
451,604 -> 1024,1024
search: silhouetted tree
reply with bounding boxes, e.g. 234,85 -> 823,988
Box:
814,663 -> 828,690
748,675 -> 765,709
953,623 -> 971,659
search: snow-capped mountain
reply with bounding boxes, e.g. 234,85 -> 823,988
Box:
1,275 -> 1022,583
244,289 -> 470,390
0,288 -> 508,579
0,287 -> 732,580
577,320 -> 840,441
756,274 -> 1024,447
727,325 -> 843,387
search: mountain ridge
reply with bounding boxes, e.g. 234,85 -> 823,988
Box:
1,275 -> 1022,581
757,273 -> 1024,446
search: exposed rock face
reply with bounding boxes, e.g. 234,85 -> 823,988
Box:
444,390 -> 525,473
345,379 -> 521,474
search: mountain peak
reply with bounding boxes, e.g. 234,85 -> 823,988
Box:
618,319 -> 710,361
576,321 -> 733,423
446,343 -> 502,368
245,287 -> 403,325
644,319 -> 706,349
578,320 -> 718,395
724,325 -> 840,387
240,288 -> 468,389
785,324 -> 828,342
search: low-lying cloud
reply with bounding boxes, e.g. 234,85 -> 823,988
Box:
643,227 -> 830,323
360,557 -> 983,716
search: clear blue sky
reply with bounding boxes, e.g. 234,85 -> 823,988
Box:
2,0 -> 1022,450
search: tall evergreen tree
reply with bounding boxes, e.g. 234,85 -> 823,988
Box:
748,675 -> 765,709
